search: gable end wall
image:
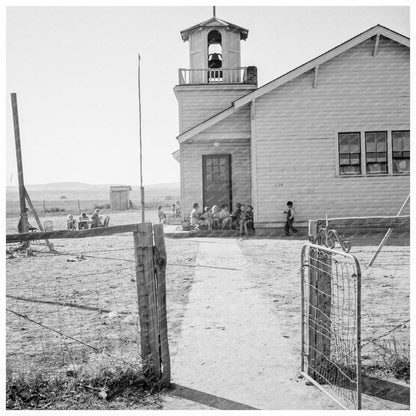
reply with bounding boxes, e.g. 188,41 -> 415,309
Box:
253,36 -> 410,225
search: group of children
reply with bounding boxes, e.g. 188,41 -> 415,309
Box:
158,199 -> 298,237
67,209 -> 107,230
190,202 -> 254,237
187,200 -> 298,237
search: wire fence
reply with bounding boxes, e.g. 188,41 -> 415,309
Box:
6,223 -> 170,387
6,199 -> 177,216
306,217 -> 410,409
355,238 -> 410,381
301,244 -> 361,410
321,225 -> 410,381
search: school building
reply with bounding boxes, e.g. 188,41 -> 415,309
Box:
173,14 -> 410,234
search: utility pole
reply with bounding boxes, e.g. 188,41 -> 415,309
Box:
11,93 -> 28,233
138,54 -> 145,222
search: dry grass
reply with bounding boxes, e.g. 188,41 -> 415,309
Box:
6,214 -> 409,409
238,236 -> 410,384
6,211 -> 198,410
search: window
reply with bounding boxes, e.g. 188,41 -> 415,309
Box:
392,131 -> 410,173
338,133 -> 361,175
365,131 -> 387,174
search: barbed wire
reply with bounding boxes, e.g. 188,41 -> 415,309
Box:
362,319 -> 410,348
6,308 -> 141,370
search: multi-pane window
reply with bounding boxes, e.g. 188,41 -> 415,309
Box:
365,131 -> 387,174
204,156 -> 228,182
338,132 -> 361,175
392,131 -> 410,173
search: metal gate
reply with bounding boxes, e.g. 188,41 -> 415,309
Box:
301,243 -> 362,409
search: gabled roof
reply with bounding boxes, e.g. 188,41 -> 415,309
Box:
181,16 -> 249,41
178,24 -> 409,144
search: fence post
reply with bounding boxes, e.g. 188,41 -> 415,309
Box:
24,188 -> 54,251
77,199 -> 81,212
133,223 -> 161,379
153,224 -> 171,386
43,200 -> 46,213
308,247 -> 332,380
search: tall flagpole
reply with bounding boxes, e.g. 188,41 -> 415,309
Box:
138,54 -> 145,222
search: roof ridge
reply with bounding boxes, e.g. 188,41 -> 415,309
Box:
178,24 -> 409,143
181,16 -> 249,41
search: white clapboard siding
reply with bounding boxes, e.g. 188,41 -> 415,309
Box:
253,36 -> 410,224
175,84 -> 256,134
180,140 -> 251,218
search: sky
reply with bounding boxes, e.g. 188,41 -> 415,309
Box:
5,3 -> 411,186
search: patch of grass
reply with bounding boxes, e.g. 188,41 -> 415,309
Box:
362,354 -> 410,383
6,366 -> 164,410
389,356 -> 410,381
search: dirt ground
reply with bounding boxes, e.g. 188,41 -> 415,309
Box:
6,211 -> 410,410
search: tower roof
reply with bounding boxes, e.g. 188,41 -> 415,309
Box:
180,16 -> 249,42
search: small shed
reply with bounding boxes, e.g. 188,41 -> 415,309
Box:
110,186 -> 132,210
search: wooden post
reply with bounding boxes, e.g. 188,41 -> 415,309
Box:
308,219 -> 319,242
308,248 -> 318,378
11,93 -> 28,234
308,246 -> 332,380
77,199 -> 81,212
153,224 -> 171,385
133,223 -> 161,379
24,187 -> 54,251
43,200 -> 46,213
367,194 -> 410,267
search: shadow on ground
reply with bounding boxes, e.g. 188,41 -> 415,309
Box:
362,376 -> 410,406
168,383 -> 258,410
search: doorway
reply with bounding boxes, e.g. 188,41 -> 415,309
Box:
202,154 -> 232,209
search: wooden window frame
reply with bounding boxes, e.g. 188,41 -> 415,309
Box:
391,130 -> 410,175
337,132 -> 362,176
336,129 -> 410,177
365,131 -> 388,175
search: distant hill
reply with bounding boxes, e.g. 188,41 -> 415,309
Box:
6,182 -> 180,202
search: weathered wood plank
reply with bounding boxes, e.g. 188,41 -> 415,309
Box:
373,33 -> 380,56
134,225 -> 151,371
308,247 -> 332,382
317,215 -> 410,230
308,247 -> 318,378
11,93 -> 27,229
153,224 -> 171,385
133,223 -> 161,378
313,65 -> 319,88
6,223 -> 139,243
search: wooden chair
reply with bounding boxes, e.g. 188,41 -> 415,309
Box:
100,215 -> 110,227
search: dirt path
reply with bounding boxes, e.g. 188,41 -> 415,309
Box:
165,237 -> 339,410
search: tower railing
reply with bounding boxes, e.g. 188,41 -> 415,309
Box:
178,67 -> 256,85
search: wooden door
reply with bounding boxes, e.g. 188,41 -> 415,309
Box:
202,154 -> 232,209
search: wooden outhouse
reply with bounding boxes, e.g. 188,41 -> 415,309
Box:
174,15 -> 410,234
110,186 -> 132,211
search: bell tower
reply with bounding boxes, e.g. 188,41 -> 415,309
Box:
182,7 -> 248,83
175,9 -> 257,134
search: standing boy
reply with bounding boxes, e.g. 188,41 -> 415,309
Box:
283,201 -> 298,236
239,203 -> 250,238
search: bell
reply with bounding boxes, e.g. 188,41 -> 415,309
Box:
208,53 -> 222,69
